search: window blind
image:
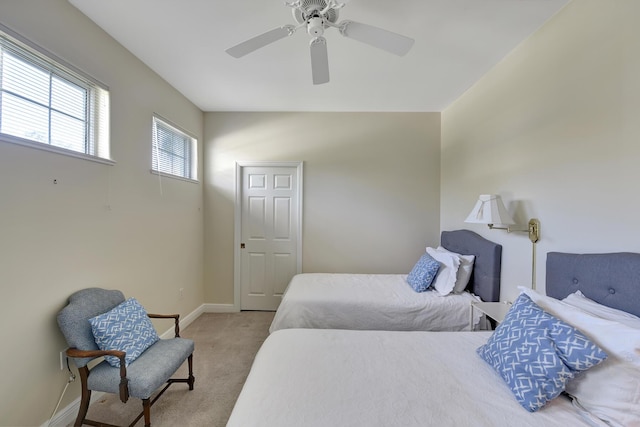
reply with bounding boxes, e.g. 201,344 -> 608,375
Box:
152,115 -> 197,180
0,25 -> 110,161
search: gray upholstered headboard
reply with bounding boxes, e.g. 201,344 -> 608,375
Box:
546,252 -> 640,318
441,229 -> 502,302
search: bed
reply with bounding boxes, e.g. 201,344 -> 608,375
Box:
269,229 -> 502,333
227,252 -> 640,427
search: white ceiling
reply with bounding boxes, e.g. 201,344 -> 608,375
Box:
68,0 -> 568,112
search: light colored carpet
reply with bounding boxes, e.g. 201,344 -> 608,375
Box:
67,311 -> 274,427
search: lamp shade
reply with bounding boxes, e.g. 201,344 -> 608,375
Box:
465,194 -> 515,225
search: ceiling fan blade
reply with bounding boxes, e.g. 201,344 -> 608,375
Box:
226,25 -> 295,58
309,37 -> 329,85
339,21 -> 414,56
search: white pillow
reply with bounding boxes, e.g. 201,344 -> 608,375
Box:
563,290 -> 640,330
426,247 -> 460,296
519,287 -> 640,427
436,246 -> 475,294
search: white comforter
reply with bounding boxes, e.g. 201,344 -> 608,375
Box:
227,329 -> 595,427
269,273 -> 482,333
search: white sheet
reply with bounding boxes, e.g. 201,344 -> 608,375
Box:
269,273 -> 483,333
227,329 -> 595,427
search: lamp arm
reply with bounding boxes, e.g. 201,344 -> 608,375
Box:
487,224 -> 508,231
488,218 -> 540,243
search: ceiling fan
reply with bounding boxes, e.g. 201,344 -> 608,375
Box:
225,0 -> 415,85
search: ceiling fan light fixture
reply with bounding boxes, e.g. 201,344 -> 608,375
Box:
307,17 -> 325,36
293,0 -> 339,25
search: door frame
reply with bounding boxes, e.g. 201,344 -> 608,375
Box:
234,161 -> 304,311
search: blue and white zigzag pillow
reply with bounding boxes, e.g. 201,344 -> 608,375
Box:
89,297 -> 160,367
477,294 -> 607,412
406,253 -> 440,292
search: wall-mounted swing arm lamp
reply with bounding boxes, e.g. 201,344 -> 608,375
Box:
464,194 -> 541,290
464,195 -> 540,243
489,220 -> 540,244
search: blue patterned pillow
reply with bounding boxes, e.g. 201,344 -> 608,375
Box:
89,297 -> 160,367
477,294 -> 607,412
406,253 -> 440,292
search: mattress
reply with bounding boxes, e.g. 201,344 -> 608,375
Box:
269,273 -> 483,333
227,329 -> 594,427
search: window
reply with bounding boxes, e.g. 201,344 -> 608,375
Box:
0,24 -> 110,162
152,115 -> 197,181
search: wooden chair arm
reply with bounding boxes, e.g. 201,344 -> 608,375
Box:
66,347 -> 125,360
66,347 -> 129,403
147,313 -> 181,337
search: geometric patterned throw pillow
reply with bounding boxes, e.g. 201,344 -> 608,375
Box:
406,252 -> 440,292
89,297 -> 160,367
476,294 -> 607,412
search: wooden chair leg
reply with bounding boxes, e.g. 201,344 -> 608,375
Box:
143,398 -> 151,427
188,354 -> 195,390
75,368 -> 91,427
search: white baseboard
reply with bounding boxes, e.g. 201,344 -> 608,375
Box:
159,303 -> 206,338
44,392 -> 106,427
202,303 -> 239,313
43,303 -> 209,427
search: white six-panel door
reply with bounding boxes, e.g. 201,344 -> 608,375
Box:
236,163 -> 302,311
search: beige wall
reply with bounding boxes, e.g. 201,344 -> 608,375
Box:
4,0 -> 639,425
442,0 -> 640,302
204,112 -> 441,304
0,1 -> 204,425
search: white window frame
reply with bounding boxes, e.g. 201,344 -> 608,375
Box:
0,23 -> 112,164
151,114 -> 198,183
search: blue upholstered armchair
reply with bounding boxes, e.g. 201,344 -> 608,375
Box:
57,288 -> 195,427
